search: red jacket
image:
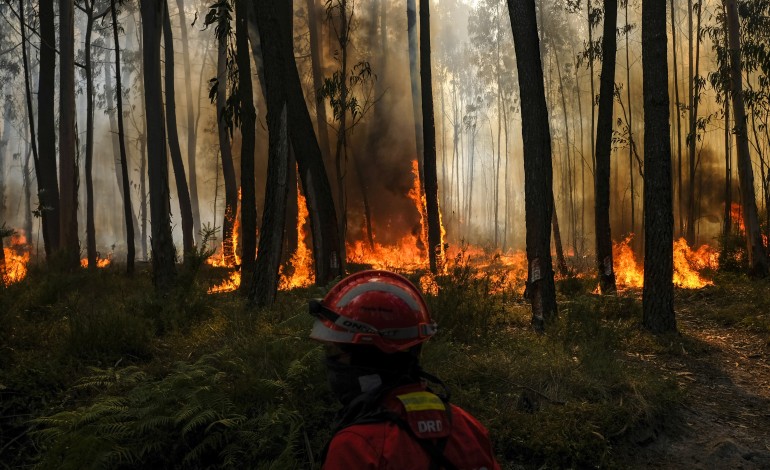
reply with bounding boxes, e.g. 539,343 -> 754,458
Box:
323,384 -> 500,470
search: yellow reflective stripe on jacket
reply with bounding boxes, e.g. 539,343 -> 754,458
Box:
396,391 -> 446,412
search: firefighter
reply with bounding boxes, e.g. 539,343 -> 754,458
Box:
309,270 -> 501,470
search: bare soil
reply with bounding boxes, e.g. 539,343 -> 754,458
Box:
620,307 -> 770,469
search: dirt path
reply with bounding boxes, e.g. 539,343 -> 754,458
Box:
624,309 -> 770,469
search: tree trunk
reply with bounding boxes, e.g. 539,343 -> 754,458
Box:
140,0 -> 177,289
175,0 -> 202,246
84,5 -> 97,269
419,0 -> 443,273
216,5 -> 238,266
642,0 -> 676,333
686,0 -> 702,245
332,0 -> 350,251
163,1 -> 195,257
112,0 -> 135,274
18,0 -> 40,233
36,0 -> 60,258
254,0 -> 343,285
670,0 -> 684,237
407,0 -> 424,185
594,0 -> 618,294
507,0 -> 558,330
587,0 -> 596,171
725,0 -> 768,277
59,0 -> 79,268
305,0 -> 332,165
552,199 -> 569,277
625,0 -> 635,238
235,0 -> 258,282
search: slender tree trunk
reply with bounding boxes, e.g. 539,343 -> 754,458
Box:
686,0 -> 702,245
140,0 -> 177,288
112,0 -> 135,274
59,0 -> 79,268
407,0 -> 424,186
333,0 -> 350,249
305,0 -> 332,165
725,0 -> 768,276
18,0 -> 40,232
625,0 -> 635,237
642,0 -> 676,333
216,5 -> 238,266
235,0 -> 258,282
594,0 -> 618,294
419,0 -> 443,273
84,5 -> 97,269
552,199 -> 569,277
507,0 -> 558,329
162,0 -> 195,257
588,0 -> 596,172
0,97 -> 9,225
175,0 -> 202,246
670,0 -> 684,237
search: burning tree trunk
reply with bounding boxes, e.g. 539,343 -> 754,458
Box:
140,0 -> 177,289
163,0 -> 195,258
59,0 -> 80,268
594,0 -> 618,294
213,4 -> 238,266
642,0 -> 676,333
254,0 -> 343,285
36,0 -> 60,259
175,0 -> 202,246
419,0 -> 443,273
724,0 -> 769,277
236,0 -> 258,281
507,0 -> 558,330
111,0 -> 136,274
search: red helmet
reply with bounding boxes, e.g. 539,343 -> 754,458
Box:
309,270 -> 437,353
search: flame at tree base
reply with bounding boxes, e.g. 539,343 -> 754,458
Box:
2,233 -> 30,285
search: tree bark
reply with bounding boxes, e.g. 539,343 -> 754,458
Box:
59,0 -> 79,268
216,4 -> 238,266
163,1 -> 195,257
686,0 -> 702,245
594,0 -> 617,294
140,0 -> 177,289
36,0 -> 60,258
84,3 -> 97,269
305,0 -> 332,165
724,0 -> 768,276
670,0 -> 684,237
419,0 -> 443,273
0,97 -> 10,225
235,0 -> 258,284
407,0 -> 424,185
18,0 -> 39,232
254,0 -> 343,285
112,0 -> 135,274
175,0 -> 202,246
642,0 -> 676,333
507,0 -> 558,330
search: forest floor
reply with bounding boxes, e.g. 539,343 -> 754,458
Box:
617,297 -> 770,469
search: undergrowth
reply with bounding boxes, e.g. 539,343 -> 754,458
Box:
2,260 -> 763,468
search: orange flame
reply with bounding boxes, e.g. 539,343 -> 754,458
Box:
613,235 -> 644,288
2,232 -> 30,285
207,189 -> 243,293
80,255 -> 112,268
279,184 -> 315,289
672,238 -> 714,288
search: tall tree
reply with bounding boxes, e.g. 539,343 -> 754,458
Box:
253,0 -> 343,285
724,0 -> 769,277
59,0 -> 79,268
162,0 -> 195,257
175,0 -> 202,245
140,0 -> 177,288
249,0 -> 291,307
407,0 -> 424,184
670,0 -> 684,236
18,0 -> 39,234
111,0 -> 135,274
37,0 -> 60,258
305,0 -> 332,165
594,0 -> 618,294
235,0 -> 257,284
507,0 -> 558,330
685,0 -> 703,244
419,0 -> 443,273
642,0 -> 675,333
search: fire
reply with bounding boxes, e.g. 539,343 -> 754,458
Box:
279,184 -> 315,289
207,189 -> 243,293
80,255 -> 111,268
611,235 -> 716,289
613,235 -> 644,288
2,232 -> 30,285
